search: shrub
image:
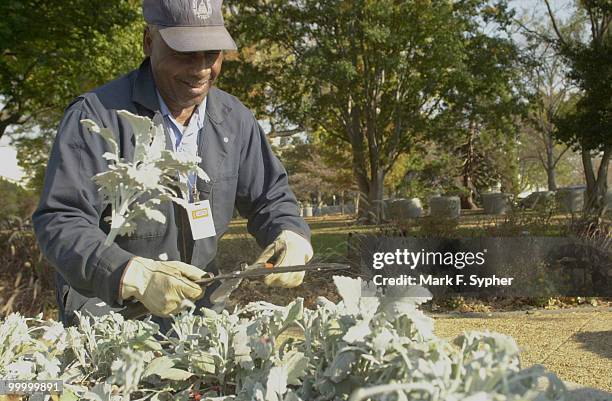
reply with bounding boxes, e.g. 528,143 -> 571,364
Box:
0,277 -> 566,401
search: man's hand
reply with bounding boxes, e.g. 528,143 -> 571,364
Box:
254,230 -> 314,288
120,257 -> 205,317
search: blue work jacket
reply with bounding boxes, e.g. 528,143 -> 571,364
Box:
32,59 -> 309,328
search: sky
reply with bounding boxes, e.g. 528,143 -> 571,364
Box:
511,0 -> 573,20
0,135 -> 24,182
0,0 -> 576,184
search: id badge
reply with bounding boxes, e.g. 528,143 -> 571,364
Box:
184,200 -> 216,240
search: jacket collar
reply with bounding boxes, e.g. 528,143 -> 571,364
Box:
206,87 -> 230,125
132,58 -> 160,114
132,58 -> 230,125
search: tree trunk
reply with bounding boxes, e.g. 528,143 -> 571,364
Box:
581,147 -> 610,216
545,135 -> 557,191
461,174 -> 478,209
0,106 -> 27,140
346,101 -> 372,221
367,170 -> 385,223
461,125 -> 478,209
355,178 -> 369,220
352,166 -> 386,223
344,97 -> 387,223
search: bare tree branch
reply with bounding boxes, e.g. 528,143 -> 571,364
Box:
553,145 -> 570,166
514,17 -> 552,42
543,0 -> 568,48
267,127 -> 303,138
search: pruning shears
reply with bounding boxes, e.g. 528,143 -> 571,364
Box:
119,262 -> 350,320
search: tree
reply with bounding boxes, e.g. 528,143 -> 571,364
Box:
0,0 -> 142,136
542,0 -> 611,215
0,0 -> 144,190
517,135 -> 585,192
226,0 -> 518,222
435,26 -> 524,208
0,177 -> 37,220
281,135 -> 355,207
520,53 -> 572,192
12,132 -> 52,192
516,10 -> 590,192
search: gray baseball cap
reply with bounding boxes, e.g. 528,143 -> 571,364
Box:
143,0 -> 237,52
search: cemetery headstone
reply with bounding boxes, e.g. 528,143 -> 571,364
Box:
429,196 -> 461,218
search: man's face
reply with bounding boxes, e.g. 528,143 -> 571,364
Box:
144,26 -> 223,112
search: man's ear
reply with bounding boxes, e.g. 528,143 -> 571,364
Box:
143,26 -> 153,57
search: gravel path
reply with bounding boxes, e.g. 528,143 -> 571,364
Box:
433,308 -> 612,393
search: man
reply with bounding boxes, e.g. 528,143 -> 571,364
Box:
32,0 -> 312,329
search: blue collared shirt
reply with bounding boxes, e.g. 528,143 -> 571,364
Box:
156,90 -> 207,201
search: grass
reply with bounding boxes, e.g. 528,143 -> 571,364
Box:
218,215 -> 384,268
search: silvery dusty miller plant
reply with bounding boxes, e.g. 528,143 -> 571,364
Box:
81,110 -> 210,246
0,277 -> 568,401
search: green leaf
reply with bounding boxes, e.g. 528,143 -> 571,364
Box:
371,327 -> 395,356
333,276 -> 362,314
325,351 -> 357,383
190,351 -> 217,374
142,338 -> 163,352
266,366 -> 288,400
82,382 -> 112,401
342,321 -> 371,344
278,298 -> 303,333
58,389 -> 80,401
137,205 -> 166,224
195,165 -> 211,182
117,110 -> 154,164
82,109 -> 213,245
81,119 -> 119,157
148,123 -> 166,161
101,152 -> 118,162
233,325 -> 254,369
281,351 -> 309,386
80,119 -> 100,134
126,164 -> 162,189
158,368 -> 193,381
142,356 -> 175,378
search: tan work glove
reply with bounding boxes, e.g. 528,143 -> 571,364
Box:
254,230 -> 314,288
120,257 -> 206,317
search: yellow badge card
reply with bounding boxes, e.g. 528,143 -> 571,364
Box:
185,200 -> 216,240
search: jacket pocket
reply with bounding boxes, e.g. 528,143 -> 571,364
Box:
210,175 -> 238,234
62,286 -> 88,326
196,177 -> 213,201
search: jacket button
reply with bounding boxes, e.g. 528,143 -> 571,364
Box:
223,137 -> 229,143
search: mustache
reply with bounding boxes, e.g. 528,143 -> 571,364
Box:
181,73 -> 214,87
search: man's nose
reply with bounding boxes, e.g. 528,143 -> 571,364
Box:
188,52 -> 215,75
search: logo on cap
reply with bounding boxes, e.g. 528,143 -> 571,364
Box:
192,0 -> 213,21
